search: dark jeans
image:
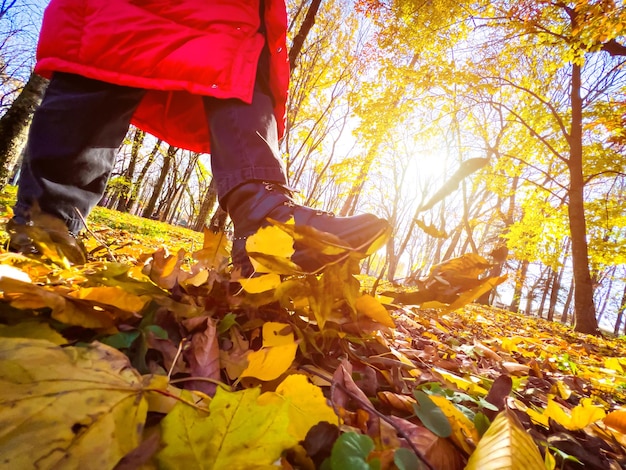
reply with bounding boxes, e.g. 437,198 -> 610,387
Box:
14,72 -> 288,234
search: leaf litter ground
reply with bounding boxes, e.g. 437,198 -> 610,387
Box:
0,197 -> 626,470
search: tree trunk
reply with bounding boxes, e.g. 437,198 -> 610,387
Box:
510,259 -> 529,313
142,144 -> 176,219
288,0 -> 323,72
0,72 -> 48,189
164,151 -> 200,223
614,283 -> 626,336
193,178 -> 218,232
568,63 -> 599,334
116,127 -> 145,212
130,138 -> 161,213
561,276 -> 575,324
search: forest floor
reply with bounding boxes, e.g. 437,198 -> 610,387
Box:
0,186 -> 625,470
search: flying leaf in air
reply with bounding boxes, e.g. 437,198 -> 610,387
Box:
465,410 -> 545,470
415,219 -> 448,238
157,386 -> 296,469
0,338 -> 162,469
418,157 -> 490,213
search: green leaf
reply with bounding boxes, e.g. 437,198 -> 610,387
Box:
330,432 -> 375,470
474,412 -> 491,437
394,448 -> 424,470
216,312 -> 238,335
412,390 -> 453,438
101,330 -> 141,349
144,324 -> 168,339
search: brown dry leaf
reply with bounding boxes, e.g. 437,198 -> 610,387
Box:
377,391 -> 416,414
332,360 -> 371,408
389,415 -> 464,470
147,248 -> 186,289
219,328 -> 251,381
182,316 -> 221,395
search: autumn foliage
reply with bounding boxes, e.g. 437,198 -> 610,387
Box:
1,202 -> 626,470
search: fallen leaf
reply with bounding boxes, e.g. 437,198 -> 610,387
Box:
192,227 -> 229,270
258,374 -> 338,440
147,248 -> 185,289
157,386 -> 297,469
0,321 -> 67,345
0,338 -> 159,469
465,410 -> 545,470
355,294 -> 396,328
182,316 -> 220,395
240,322 -> 298,381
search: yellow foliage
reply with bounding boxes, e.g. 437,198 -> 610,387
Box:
258,374 -> 338,440
157,386 -> 296,469
0,338 -> 157,469
240,322 -> 298,381
466,410 -> 545,470
355,294 -> 395,328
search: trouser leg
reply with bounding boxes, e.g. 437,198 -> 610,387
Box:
14,72 -> 145,234
203,86 -> 288,205
203,40 -> 287,205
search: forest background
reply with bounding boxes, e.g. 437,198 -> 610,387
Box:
0,0 -> 624,336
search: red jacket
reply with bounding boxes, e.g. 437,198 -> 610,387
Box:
35,0 -> 289,154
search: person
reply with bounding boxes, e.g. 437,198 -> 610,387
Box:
6,0 -> 389,275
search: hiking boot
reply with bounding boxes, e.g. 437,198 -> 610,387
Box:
226,182 -> 390,275
6,215 -> 87,265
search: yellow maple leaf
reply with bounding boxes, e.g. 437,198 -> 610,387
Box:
147,248 -> 185,289
246,223 -> 296,273
157,387 -> 297,469
239,273 -> 282,294
258,374 -> 338,440
355,294 -> 395,328
240,322 -> 298,381
192,228 -> 229,270
69,286 -> 150,314
543,397 -> 606,431
0,338 -> 158,469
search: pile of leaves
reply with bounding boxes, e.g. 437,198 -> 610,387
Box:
1,207 -> 626,470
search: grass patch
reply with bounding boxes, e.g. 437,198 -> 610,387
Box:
0,185 -> 206,255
